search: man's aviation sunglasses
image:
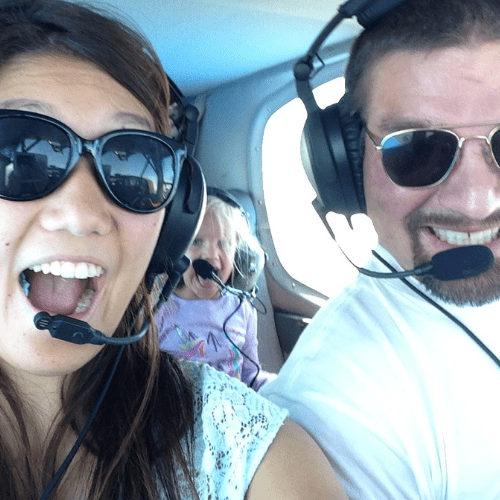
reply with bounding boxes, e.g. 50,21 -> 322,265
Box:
366,124 -> 500,188
0,109 -> 185,213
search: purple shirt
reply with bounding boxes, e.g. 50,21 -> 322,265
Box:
156,293 -> 265,388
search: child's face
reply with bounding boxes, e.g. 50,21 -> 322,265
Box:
177,211 -> 235,300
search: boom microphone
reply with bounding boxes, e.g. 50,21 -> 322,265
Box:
192,259 -> 252,298
359,245 -> 494,281
33,255 -> 189,347
34,311 -> 148,345
193,259 -> 225,285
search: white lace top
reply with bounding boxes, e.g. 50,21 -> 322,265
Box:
161,360 -> 288,499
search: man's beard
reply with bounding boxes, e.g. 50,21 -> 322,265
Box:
408,213 -> 500,307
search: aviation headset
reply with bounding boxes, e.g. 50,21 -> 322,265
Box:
295,0 -> 406,218
206,186 -> 266,293
145,77 -> 206,291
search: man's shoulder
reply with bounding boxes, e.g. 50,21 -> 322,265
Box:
309,272 -> 404,330
262,272 -> 428,398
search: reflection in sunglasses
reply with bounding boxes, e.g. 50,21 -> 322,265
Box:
0,109 -> 184,213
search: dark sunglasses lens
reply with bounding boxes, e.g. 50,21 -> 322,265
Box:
101,134 -> 176,212
490,128 -> 500,166
381,130 -> 457,187
0,116 -> 71,200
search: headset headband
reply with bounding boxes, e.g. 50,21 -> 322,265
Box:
295,0 -> 406,113
168,76 -> 199,155
206,186 -> 249,219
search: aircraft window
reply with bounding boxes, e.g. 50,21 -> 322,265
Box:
262,77 -> 377,298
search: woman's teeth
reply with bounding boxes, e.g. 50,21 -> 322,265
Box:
432,227 -> 500,245
29,261 -> 104,279
74,289 -> 95,314
22,261 -> 103,314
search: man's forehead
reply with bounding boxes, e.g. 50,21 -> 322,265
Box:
363,42 -> 500,130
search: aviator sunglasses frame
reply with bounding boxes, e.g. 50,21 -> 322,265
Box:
365,123 -> 500,188
0,109 -> 186,213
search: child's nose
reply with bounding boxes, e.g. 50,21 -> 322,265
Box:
203,243 -> 222,264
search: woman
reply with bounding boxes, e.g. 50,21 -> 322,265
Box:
0,1 -> 348,499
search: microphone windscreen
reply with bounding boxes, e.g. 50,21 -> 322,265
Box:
192,259 -> 216,280
430,245 -> 494,281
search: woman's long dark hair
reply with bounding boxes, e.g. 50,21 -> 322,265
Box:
0,1 -> 197,498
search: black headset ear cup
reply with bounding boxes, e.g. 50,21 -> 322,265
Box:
146,156 -> 206,288
336,95 -> 366,213
301,94 -> 365,217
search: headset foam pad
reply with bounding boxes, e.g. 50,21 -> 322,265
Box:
336,95 -> 366,214
146,156 -> 206,285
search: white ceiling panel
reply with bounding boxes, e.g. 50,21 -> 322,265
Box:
80,0 -> 361,95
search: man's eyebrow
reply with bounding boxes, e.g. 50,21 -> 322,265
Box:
374,116 -> 500,135
375,117 -> 432,134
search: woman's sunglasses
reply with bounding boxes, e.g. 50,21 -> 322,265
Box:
366,125 -> 500,188
0,109 -> 185,213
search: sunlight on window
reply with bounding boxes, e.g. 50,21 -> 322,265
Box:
262,78 -> 377,298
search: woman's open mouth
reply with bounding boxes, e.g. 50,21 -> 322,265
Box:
20,261 -> 104,316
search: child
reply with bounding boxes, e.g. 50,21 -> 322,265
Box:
156,188 -> 271,389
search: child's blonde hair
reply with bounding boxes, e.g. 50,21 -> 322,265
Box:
205,194 -> 261,284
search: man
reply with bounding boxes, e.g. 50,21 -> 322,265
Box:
261,0 -> 500,498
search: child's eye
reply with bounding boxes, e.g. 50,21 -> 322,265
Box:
192,239 -> 202,246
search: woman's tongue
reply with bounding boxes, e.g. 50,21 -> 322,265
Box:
28,272 -> 86,315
